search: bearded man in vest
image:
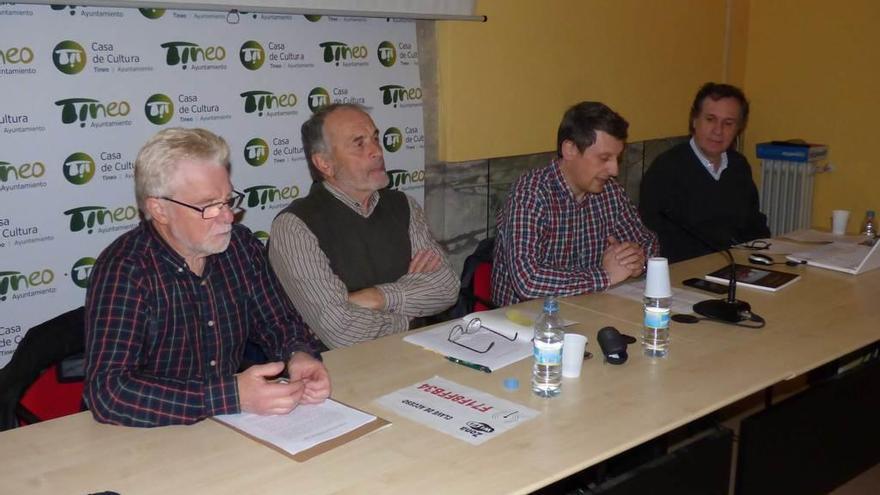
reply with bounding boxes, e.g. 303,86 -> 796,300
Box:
269,103 -> 459,350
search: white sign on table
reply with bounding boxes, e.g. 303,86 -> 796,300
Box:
375,376 -> 539,445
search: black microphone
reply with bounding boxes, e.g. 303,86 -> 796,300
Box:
597,326 -> 636,364
659,210 -> 753,323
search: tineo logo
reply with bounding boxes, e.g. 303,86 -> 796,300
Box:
70,257 -> 96,288
380,85 -> 422,107
243,185 -> 300,210
62,152 -> 95,185
55,98 -> 131,127
161,42 -> 226,69
145,94 -> 174,125
0,160 -> 45,183
383,128 -> 403,153
1,46 -> 35,65
319,41 -> 367,66
0,269 -> 54,302
52,40 -> 86,74
377,41 -> 396,67
63,205 -> 138,234
240,91 -> 297,117
244,138 -> 269,166
386,169 -> 425,190
304,15 -> 322,22
240,41 -> 265,70
307,87 -> 329,112
139,8 -> 165,19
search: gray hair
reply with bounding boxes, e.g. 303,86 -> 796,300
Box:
134,127 -> 230,219
301,103 -> 368,182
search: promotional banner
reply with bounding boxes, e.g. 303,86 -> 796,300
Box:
0,4 -> 425,367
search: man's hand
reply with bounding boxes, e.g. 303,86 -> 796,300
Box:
348,287 -> 385,310
236,362 -> 305,415
408,249 -> 441,274
602,237 -> 647,285
287,352 -> 332,405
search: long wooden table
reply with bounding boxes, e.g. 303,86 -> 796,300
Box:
1,252 -> 878,494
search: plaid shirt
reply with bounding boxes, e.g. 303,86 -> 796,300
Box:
492,160 -> 659,306
84,222 -> 321,427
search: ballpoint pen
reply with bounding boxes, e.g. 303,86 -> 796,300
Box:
445,356 -> 492,373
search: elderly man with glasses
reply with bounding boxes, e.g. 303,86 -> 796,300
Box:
83,127 -> 330,427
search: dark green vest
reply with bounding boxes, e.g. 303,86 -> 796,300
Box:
280,182 -> 411,291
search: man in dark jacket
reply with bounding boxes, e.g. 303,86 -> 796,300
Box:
640,82 -> 770,262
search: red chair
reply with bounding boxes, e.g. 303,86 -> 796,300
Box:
472,260 -> 494,312
17,359 -> 86,425
0,307 -> 85,430
450,237 -> 497,318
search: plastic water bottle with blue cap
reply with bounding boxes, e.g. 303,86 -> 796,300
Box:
643,257 -> 672,358
532,296 -> 564,397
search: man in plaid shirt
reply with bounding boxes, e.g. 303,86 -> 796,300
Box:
83,128 -> 330,427
492,102 -> 659,306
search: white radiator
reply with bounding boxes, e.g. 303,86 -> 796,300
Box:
759,159 -> 815,236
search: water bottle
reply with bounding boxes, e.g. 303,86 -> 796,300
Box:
643,296 -> 671,358
643,257 -> 672,358
532,296 -> 564,397
861,210 -> 876,241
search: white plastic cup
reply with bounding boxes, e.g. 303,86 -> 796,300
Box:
832,210 -> 850,235
562,333 -> 588,378
644,257 -> 672,298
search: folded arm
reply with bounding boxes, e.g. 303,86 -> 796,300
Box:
269,213 -> 410,349
374,197 -> 459,317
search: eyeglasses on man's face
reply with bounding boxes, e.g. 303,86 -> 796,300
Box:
160,190 -> 245,219
447,317 -> 518,354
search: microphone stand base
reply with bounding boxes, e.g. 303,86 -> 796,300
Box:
693,299 -> 752,323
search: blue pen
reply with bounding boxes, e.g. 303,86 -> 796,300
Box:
446,356 -> 492,373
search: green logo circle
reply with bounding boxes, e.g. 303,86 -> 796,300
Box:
52,40 -> 87,75
244,138 -> 269,166
71,257 -> 96,288
144,94 -> 174,125
139,8 -> 165,19
254,231 -> 270,243
240,41 -> 265,71
307,87 -> 330,113
62,152 -> 95,185
383,127 -> 403,153
377,41 -> 396,67
304,15 -> 322,22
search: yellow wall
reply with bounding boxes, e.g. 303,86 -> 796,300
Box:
436,0 -> 730,162
744,0 -> 880,230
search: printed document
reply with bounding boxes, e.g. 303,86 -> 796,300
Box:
215,399 -> 388,460
404,307 -> 575,371
784,230 -> 880,275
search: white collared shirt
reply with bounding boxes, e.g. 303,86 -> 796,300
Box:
689,137 -> 728,181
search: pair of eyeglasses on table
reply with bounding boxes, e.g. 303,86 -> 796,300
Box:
736,239 -> 772,251
447,317 -> 518,354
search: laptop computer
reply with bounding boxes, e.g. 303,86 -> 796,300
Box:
787,238 -> 880,275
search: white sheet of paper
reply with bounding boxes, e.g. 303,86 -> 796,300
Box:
404,322 -> 533,371
776,229 -> 863,245
215,399 -> 376,456
375,376 -> 539,445
403,307 -> 577,371
606,279 -> 705,314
